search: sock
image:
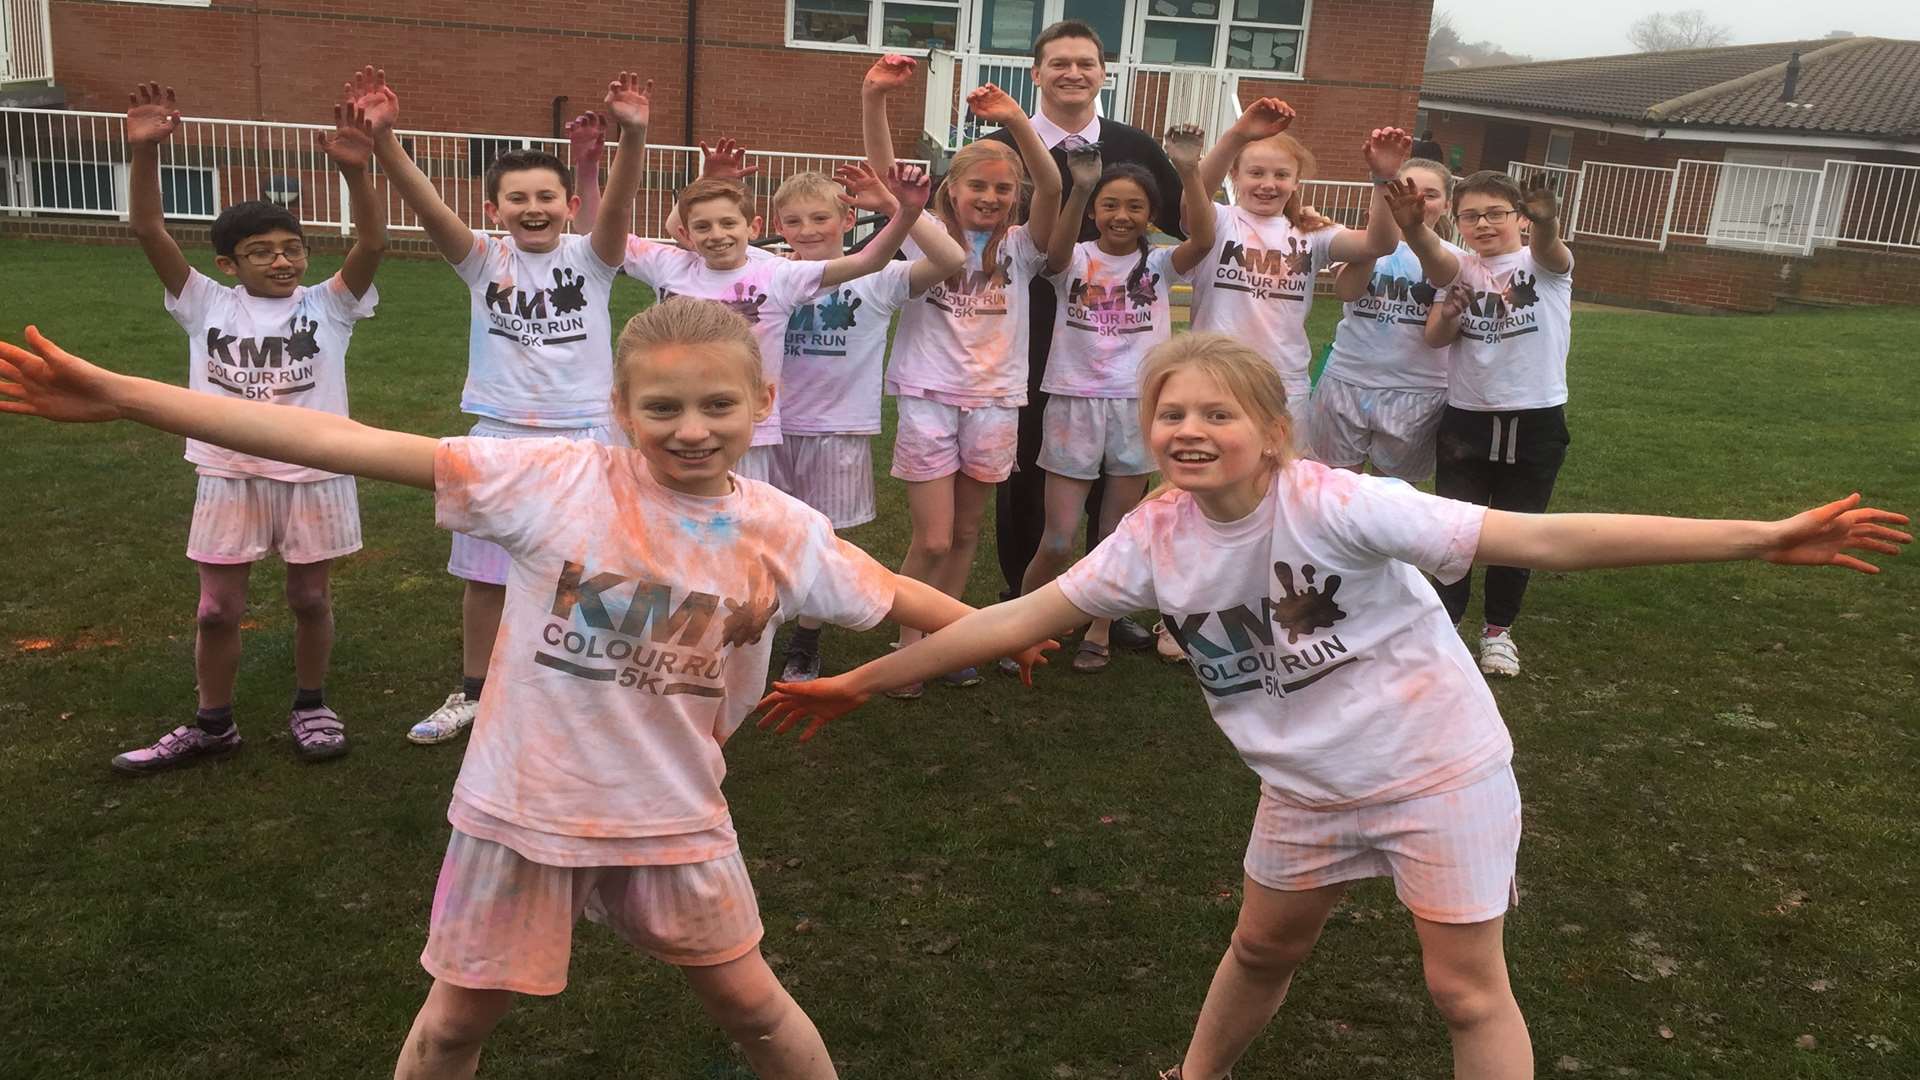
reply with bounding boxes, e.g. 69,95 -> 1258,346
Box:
462,675 -> 486,703
196,705 -> 235,736
292,687 -> 325,711
789,626 -> 822,656
1484,623 -> 1510,638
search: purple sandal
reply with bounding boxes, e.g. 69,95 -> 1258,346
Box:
289,706 -> 349,762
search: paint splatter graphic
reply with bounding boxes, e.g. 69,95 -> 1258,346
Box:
1269,561 -> 1345,644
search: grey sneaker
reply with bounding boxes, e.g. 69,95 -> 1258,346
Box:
780,648 -> 823,683
111,723 -> 243,776
408,692 -> 477,745
289,705 -> 349,762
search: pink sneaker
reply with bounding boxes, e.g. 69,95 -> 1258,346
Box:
111,723 -> 243,775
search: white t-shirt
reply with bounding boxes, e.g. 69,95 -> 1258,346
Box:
887,226 -> 1048,408
1057,461 -> 1511,810
1188,203 -> 1338,393
452,231 -> 620,428
780,260 -> 915,436
1445,248 -> 1574,411
1042,241 -> 1184,399
434,437 -> 896,864
1322,240 -> 1465,392
623,240 -> 827,446
165,268 -> 377,483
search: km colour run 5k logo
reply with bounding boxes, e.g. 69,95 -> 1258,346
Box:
1162,561 -> 1362,699
484,268 -> 592,347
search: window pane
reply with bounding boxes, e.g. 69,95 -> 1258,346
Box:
1141,20 -> 1216,65
1226,26 -> 1299,71
881,3 -> 959,50
161,167 -> 216,217
980,0 -> 1043,54
1231,0 -> 1305,23
1062,0 -> 1125,60
32,162 -> 115,211
794,0 -> 869,45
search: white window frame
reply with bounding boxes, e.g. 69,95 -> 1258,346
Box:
1134,0 -> 1311,78
159,163 -> 222,221
110,1 -> 213,7
786,0 -> 966,57
22,158 -> 123,216
1545,127 -> 1574,168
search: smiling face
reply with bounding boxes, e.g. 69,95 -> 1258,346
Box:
1230,142 -> 1302,219
1454,190 -> 1524,257
1092,175 -> 1153,255
215,227 -> 308,299
774,195 -> 854,261
614,342 -> 770,497
1147,367 -> 1284,521
484,166 -> 578,253
949,157 -> 1020,233
1032,34 -> 1104,115
681,195 -> 762,270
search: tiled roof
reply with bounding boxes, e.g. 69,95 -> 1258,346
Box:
1422,38 -> 1920,140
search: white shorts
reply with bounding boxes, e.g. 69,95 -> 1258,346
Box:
777,433 -> 876,529
448,419 -> 625,585
889,396 -> 1019,484
1036,395 -> 1154,480
187,474 -> 362,565
733,444 -> 794,493
1243,764 -> 1521,925
421,829 -> 765,995
1307,375 -> 1447,482
1282,380 -> 1314,457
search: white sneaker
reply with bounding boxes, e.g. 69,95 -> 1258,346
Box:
1478,630 -> 1520,678
408,692 -> 477,745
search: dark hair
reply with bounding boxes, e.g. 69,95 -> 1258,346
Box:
1451,169 -> 1524,212
1088,164 -> 1162,296
484,149 -> 574,203
1033,19 -> 1105,65
210,200 -> 303,257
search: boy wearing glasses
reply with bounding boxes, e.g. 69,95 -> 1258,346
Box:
114,82 -> 387,773
1424,170 -> 1574,678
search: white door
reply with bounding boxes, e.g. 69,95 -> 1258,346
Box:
1707,148 -> 1850,253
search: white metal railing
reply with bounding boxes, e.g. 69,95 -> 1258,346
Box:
1670,159 -> 1828,254
1567,161 -> 1675,249
1814,160 -> 1920,251
1507,161 -> 1583,232
923,50 -> 1240,151
0,106 -> 918,244
1,0 -> 53,85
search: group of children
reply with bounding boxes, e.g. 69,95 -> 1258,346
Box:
2,29 -> 1907,1080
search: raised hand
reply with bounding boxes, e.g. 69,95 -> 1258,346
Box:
1362,126 -> 1413,178
756,674 -> 868,743
1762,494 -> 1910,574
882,163 -> 932,212
315,99 -> 375,171
1163,123 -> 1205,172
1520,182 -> 1560,224
699,137 -> 760,181
0,328 -> 124,425
1434,282 -> 1471,323
1064,142 -> 1103,189
604,71 -> 653,131
565,111 -> 606,166
1233,97 -> 1295,141
966,83 -> 1025,126
834,161 -> 893,213
126,83 -> 182,145
864,53 -> 917,96
1382,176 -> 1425,231
343,66 -> 398,135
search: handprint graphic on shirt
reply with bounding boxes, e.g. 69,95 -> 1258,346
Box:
1503,269 -> 1539,310
1269,561 -> 1345,644
286,316 -> 320,363
1283,236 -> 1313,277
719,575 -> 779,648
1126,271 -> 1162,309
723,283 -> 769,324
818,289 -> 862,331
548,267 -> 588,314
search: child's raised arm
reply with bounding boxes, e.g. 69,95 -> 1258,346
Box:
1326,127 -> 1410,263
124,83 -> 191,298
967,83 -> 1062,250
1519,181 -> 1574,275
1166,123 -> 1216,276
566,111 -> 606,231
1475,496 -> 1909,575
838,161 -> 964,292
860,54 -> 916,174
758,582 -> 1079,741
1046,143 -> 1102,274
818,164 -> 931,288
0,328 -> 436,489
1198,96 -> 1294,202
316,98 -> 388,299
1382,174 -> 1459,288
348,67 -> 476,264
592,72 -> 654,267
1334,259 -> 1375,302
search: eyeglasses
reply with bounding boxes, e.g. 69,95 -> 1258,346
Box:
236,243 -> 308,267
1454,209 -> 1517,226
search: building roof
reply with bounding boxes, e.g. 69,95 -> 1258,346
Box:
1421,37 -> 1920,141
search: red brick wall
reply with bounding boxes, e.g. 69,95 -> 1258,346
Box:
1570,238 -> 1920,313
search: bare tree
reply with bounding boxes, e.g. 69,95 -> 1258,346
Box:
1628,10 -> 1733,52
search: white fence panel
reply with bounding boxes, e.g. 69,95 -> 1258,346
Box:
1570,162 -> 1675,248
1670,159 -> 1826,254
1,0 -> 54,84
1508,161 -> 1582,235
1814,159 -> 1920,251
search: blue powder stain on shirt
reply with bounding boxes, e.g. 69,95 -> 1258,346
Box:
678,512 -> 740,544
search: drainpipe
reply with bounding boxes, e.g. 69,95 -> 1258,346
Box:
684,0 -> 698,146
551,96 -> 568,138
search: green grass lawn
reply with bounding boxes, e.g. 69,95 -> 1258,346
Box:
1,237 -> 1917,1079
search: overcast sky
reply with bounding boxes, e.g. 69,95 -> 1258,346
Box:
1442,0 -> 1920,60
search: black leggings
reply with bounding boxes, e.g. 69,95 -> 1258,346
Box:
1432,404 -> 1570,628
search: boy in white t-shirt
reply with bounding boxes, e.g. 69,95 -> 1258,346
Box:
1,301 -> 1055,1080
765,165 -> 966,682
354,66 -> 657,745
622,157 -> 932,492
109,82 -> 387,774
1425,171 -> 1575,678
